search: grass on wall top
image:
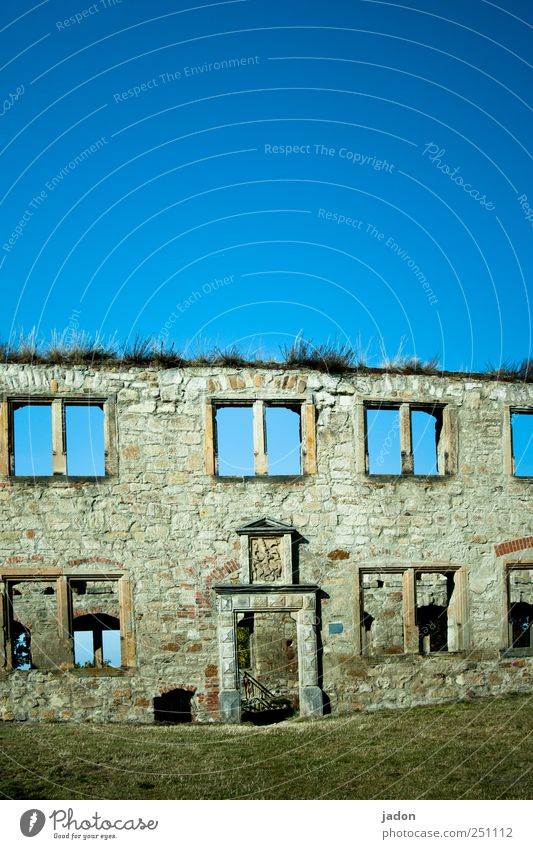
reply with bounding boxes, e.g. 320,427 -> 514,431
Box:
0,330 -> 531,382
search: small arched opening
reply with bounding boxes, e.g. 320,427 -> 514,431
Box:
153,689 -> 194,723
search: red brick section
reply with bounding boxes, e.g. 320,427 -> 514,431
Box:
203,663 -> 220,720
4,554 -> 44,565
159,684 -> 196,695
494,536 -> 533,557
67,556 -> 121,566
196,558 -> 240,611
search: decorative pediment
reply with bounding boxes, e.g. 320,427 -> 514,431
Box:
236,517 -> 297,537
235,518 -> 298,584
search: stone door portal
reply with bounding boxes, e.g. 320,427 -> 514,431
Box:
213,584 -> 323,722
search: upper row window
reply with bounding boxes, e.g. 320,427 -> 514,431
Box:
365,402 -> 447,477
10,399 -> 106,478
214,401 -> 303,477
511,410 -> 533,477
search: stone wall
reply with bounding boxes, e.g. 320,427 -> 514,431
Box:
0,363 -> 531,722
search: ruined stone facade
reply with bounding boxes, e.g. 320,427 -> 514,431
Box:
0,362 -> 531,722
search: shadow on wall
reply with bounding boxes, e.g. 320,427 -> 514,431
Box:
153,689 -> 194,723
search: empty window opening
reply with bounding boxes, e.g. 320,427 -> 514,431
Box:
153,688 -> 193,723
366,408 -> 401,475
215,406 -> 254,476
74,629 -> 94,666
11,621 -> 32,670
416,572 -> 455,653
508,568 -> 533,649
284,638 -> 296,664
360,572 -> 404,655
8,580 -> 60,669
65,404 -> 105,477
265,406 -> 301,475
362,610 -> 375,635
72,613 -> 121,668
411,409 -> 440,475
511,412 -> 533,477
13,404 -> 53,476
211,401 -> 309,477
70,579 -> 121,667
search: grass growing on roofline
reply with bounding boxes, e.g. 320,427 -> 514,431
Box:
0,330 -> 531,380
0,694 -> 532,800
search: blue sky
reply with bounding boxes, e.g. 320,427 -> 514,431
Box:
0,0 -> 531,370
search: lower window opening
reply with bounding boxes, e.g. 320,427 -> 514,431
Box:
72,613 -> 121,668
360,572 -> 404,655
509,602 -> 533,648
508,568 -> 533,649
416,572 -> 456,653
11,621 -> 32,670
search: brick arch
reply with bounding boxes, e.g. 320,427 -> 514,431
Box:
66,556 -> 123,567
195,559 -> 240,610
2,555 -> 46,567
159,684 -> 196,696
495,536 -> 533,557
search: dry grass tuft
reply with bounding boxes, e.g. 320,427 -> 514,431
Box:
485,359 -> 533,382
280,339 -> 365,372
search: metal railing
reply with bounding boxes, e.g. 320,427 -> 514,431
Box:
240,670 -> 292,714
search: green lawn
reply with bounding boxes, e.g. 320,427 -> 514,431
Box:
1,695 -> 532,800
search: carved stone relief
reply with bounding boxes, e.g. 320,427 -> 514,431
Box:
250,536 -> 283,582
